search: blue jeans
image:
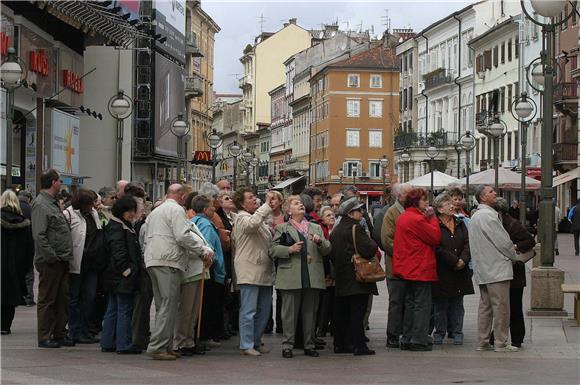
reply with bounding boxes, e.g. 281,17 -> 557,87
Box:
68,271 -> 98,340
433,296 -> 465,339
238,284 -> 272,350
100,293 -> 134,352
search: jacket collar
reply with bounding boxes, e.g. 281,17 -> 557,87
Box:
110,216 -> 136,234
394,200 -> 404,213
39,190 -> 58,204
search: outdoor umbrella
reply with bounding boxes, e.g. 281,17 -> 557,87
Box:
407,170 -> 460,190
456,168 -> 541,190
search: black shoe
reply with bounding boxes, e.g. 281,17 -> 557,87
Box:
313,343 -> 325,350
38,339 -> 60,348
192,345 -> 206,355
333,346 -> 354,354
101,347 -> 116,352
56,337 -> 75,347
400,342 -> 411,351
275,328 -> 283,334
117,348 -> 142,354
313,337 -> 326,345
304,348 -> 319,357
1,330 -> 10,335
282,348 -> 293,358
177,347 -> 195,356
353,347 -> 375,356
409,343 -> 433,351
386,339 -> 399,348
76,336 -> 97,344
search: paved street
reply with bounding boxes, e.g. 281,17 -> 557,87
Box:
2,234 -> 579,385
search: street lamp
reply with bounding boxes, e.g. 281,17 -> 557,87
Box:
458,131 -> 476,205
400,147 -> 411,183
206,129 -> 222,183
425,144 -> 440,204
485,119 -> 507,192
170,114 -> 190,183
249,157 -> 259,186
1,47 -> 26,189
338,168 -> 343,187
511,92 -> 538,224
521,0 -> 573,269
107,90 -> 133,181
228,140 -> 242,189
379,155 -> 389,204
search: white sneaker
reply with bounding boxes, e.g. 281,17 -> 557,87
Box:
476,344 -> 494,351
255,345 -> 270,354
240,348 -> 261,356
494,344 -> 519,352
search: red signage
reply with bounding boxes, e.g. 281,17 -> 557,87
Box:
30,49 -> 49,76
193,150 -> 211,162
62,69 -> 83,93
0,32 -> 11,56
527,167 -> 542,181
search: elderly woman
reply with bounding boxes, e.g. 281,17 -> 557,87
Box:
431,193 -> 474,346
494,197 -> 535,348
393,188 -> 441,351
331,197 -> 378,356
232,187 -> 275,356
1,190 -> 34,334
270,195 -> 331,358
316,206 -> 336,337
63,189 -> 103,344
101,196 -> 142,354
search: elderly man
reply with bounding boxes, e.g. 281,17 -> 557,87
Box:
144,184 -> 213,360
380,183 -> 411,348
217,179 -> 232,192
115,180 -> 129,198
32,169 -> 74,348
470,185 -> 519,353
329,193 -> 343,216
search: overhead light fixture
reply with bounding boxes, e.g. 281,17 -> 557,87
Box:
110,6 -> 122,13
101,1 -> 112,7
129,19 -> 139,26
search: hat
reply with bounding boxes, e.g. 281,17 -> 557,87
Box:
338,197 -> 364,216
342,185 -> 359,195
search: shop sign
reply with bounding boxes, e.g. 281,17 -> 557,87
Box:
30,49 -> 49,76
62,69 -> 83,93
0,31 -> 11,56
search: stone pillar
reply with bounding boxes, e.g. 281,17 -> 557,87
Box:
528,265 -> 567,317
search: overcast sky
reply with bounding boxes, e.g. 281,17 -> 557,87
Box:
203,0 -> 473,94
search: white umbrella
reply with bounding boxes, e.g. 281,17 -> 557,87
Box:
456,168 -> 541,190
407,171 -> 459,190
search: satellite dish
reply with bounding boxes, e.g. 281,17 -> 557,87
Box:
318,31 -> 324,39
340,43 -> 347,51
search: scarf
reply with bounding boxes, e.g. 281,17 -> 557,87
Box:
289,217 -> 310,238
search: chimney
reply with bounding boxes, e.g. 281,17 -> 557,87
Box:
289,18 -> 297,25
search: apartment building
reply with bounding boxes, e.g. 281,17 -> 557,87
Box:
309,44 -> 399,200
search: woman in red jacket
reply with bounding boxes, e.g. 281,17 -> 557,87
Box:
393,188 -> 441,351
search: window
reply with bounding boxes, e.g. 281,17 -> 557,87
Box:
507,39 -> 512,61
507,85 -> 513,112
344,161 -> 360,177
403,89 -> 407,110
515,37 -> 519,59
347,99 -> 360,117
369,161 -> 381,178
493,46 -> 499,67
318,78 -> 324,94
347,74 -> 360,88
369,100 -> 383,118
501,42 -> 505,64
409,87 -> 413,110
369,130 -> 382,148
370,74 -> 382,88
260,141 -> 269,153
408,52 -> 413,71
346,129 -> 360,147
500,87 -> 505,113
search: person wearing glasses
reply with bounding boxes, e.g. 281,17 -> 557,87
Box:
98,186 -> 117,226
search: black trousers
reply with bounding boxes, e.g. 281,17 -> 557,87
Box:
574,231 -> 580,254
316,286 -> 334,334
1,304 -> 15,332
200,280 -> 225,341
386,278 -> 407,341
132,269 -> 153,349
509,287 -> 525,345
333,294 -> 368,350
402,280 -> 431,346
36,261 -> 69,342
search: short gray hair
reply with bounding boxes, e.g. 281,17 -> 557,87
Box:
433,192 -> 453,211
495,197 -> 509,213
320,205 -> 333,217
474,185 -> 491,203
199,182 -> 219,198
98,186 -> 116,198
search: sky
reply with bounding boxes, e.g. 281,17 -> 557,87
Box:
203,0 -> 473,94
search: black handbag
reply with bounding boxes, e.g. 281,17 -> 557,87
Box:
279,227 -> 296,247
82,228 -> 110,272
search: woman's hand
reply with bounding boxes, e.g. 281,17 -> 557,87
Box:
307,255 -> 313,264
288,241 -> 304,254
310,234 -> 322,244
455,259 -> 465,270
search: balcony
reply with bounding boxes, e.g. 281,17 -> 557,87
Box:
554,83 -> 578,117
185,32 -> 203,57
553,142 -> 577,166
239,74 -> 253,89
394,130 -> 458,150
422,68 -> 453,91
185,75 -> 203,98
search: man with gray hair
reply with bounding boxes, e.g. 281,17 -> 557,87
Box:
380,182 -> 412,348
469,185 -> 519,352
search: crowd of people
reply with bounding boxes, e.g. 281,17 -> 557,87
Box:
1,167 -> 541,359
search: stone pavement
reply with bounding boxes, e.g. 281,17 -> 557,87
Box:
2,234 -> 579,385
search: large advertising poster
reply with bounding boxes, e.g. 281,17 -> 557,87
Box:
51,109 -> 79,175
154,0 -> 186,64
154,52 -> 185,157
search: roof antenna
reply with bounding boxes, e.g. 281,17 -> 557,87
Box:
258,14 -> 268,34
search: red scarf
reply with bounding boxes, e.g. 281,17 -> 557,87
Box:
289,218 -> 309,238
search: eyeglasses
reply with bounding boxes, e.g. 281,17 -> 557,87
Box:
222,196 -> 232,201
111,196 -> 118,200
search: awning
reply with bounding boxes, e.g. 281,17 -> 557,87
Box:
271,176 -> 305,190
553,168 -> 580,187
359,191 -> 383,196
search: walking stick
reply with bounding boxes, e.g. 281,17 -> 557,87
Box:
195,266 -> 207,346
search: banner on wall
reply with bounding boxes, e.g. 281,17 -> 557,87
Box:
51,109 -> 79,175
154,0 -> 186,63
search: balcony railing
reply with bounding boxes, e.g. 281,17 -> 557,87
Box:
239,75 -> 253,88
185,74 -> 203,98
554,82 -> 578,102
553,142 -> 578,164
423,68 -> 453,91
394,130 -> 458,150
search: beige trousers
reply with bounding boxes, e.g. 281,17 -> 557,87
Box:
477,280 -> 511,348
173,280 -> 202,349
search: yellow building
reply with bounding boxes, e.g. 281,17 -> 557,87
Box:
240,19 -> 312,133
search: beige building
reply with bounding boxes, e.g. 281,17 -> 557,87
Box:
239,19 -> 312,133
186,2 -> 220,191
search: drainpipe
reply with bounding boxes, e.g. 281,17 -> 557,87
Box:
453,14 -> 462,177
420,34 -> 429,140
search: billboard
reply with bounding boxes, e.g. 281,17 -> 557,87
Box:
51,109 -> 79,175
154,52 -> 185,157
154,0 -> 186,64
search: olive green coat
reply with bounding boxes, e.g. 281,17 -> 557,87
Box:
269,222 -> 331,290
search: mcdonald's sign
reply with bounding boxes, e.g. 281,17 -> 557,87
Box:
191,150 -> 212,165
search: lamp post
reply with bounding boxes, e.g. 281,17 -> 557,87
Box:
249,157 -> 259,187
458,131 -> 476,205
1,48 -> 25,189
169,114 -> 190,183
242,148 -> 253,187
338,168 -> 343,188
400,147 -> 411,182
227,140 -> 242,189
511,92 -> 538,224
379,155 -> 389,204
107,90 -> 133,181
425,145 -> 440,204
486,119 -> 507,193
206,129 -> 222,183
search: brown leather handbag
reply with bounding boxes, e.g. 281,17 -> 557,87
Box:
351,225 -> 386,283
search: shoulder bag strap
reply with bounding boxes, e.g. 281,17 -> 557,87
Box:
352,225 -> 359,255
